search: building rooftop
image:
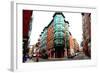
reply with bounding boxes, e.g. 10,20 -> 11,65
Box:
43,27 -> 47,31
64,20 -> 69,24
53,12 -> 65,18
47,19 -> 53,28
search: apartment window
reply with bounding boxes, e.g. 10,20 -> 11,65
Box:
54,39 -> 64,45
54,25 -> 64,32
54,15 -> 64,24
54,31 -> 64,39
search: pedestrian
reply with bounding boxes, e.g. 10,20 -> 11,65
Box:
35,44 -> 39,62
36,48 -> 39,62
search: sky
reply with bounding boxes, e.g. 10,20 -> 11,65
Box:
29,11 -> 82,47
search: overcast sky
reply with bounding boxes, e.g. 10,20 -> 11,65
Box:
29,11 -> 82,47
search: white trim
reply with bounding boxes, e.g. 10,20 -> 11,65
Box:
11,1 -> 97,71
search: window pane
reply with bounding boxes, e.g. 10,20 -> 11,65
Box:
54,15 -> 64,24
54,32 -> 64,39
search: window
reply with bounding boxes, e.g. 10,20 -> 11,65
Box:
54,15 -> 64,24
54,31 -> 64,39
54,39 -> 64,45
54,25 -> 64,32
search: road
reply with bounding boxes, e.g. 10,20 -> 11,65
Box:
25,52 -> 90,63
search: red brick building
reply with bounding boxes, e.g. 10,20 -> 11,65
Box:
47,20 -> 54,58
23,10 -> 33,62
69,34 -> 75,56
73,38 -> 80,53
82,13 -> 91,57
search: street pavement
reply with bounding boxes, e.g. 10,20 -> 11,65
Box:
72,52 -> 90,60
25,52 -> 90,63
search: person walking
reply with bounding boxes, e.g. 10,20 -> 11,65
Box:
35,44 -> 39,62
36,48 -> 39,62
